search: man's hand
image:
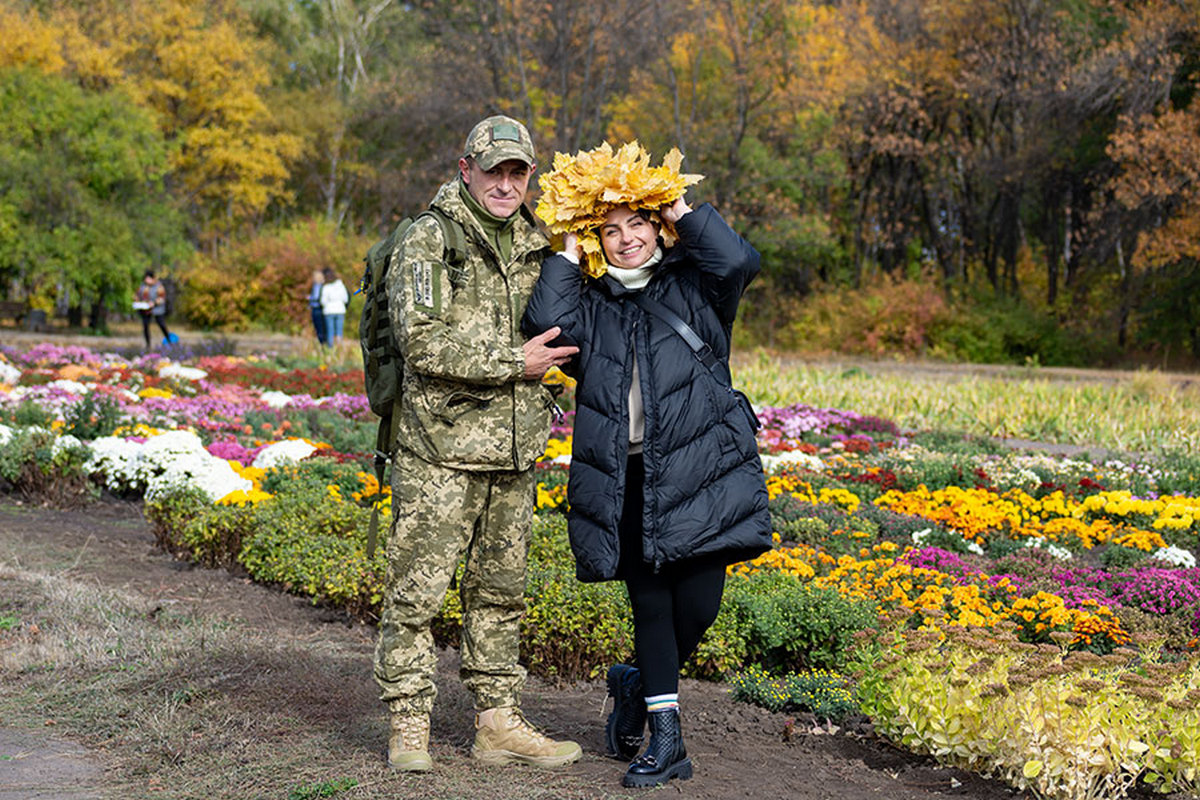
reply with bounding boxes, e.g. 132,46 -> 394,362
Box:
523,326 -> 579,380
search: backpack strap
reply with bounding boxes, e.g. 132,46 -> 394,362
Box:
422,207 -> 467,268
366,207 -> 467,560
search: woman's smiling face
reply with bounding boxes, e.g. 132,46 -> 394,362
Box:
599,206 -> 659,270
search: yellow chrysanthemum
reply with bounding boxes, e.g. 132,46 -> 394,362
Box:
535,141 -> 703,278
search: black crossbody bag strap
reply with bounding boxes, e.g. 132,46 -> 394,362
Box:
628,294 -> 719,371
628,293 -> 761,430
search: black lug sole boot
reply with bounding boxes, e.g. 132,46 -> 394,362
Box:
622,707 -> 692,788
605,664 -> 646,760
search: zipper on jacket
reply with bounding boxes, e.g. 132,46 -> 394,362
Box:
631,314 -> 664,573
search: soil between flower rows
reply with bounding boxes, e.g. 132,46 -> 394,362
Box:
0,501 -> 1037,800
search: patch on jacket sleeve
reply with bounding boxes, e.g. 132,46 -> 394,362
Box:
411,260 -> 441,313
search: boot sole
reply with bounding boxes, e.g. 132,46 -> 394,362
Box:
471,744 -> 582,768
622,757 -> 693,788
388,753 -> 433,772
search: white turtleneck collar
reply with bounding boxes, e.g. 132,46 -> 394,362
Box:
605,247 -> 663,291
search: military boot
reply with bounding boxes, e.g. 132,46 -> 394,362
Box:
604,664 -> 646,760
387,713 -> 433,772
471,706 -> 582,767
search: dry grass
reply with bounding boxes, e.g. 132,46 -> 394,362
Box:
732,353 -> 1200,455
0,565 -> 615,800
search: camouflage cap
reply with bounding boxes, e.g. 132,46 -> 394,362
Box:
463,115 -> 536,170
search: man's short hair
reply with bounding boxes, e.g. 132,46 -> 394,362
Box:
463,115 -> 536,170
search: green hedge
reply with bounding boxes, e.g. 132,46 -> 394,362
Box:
143,458 -> 872,682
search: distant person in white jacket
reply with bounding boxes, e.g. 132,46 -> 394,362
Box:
319,267 -> 349,344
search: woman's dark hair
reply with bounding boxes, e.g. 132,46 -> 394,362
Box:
322,267 -> 337,282
143,269 -> 155,280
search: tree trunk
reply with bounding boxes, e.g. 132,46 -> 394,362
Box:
88,301 -> 108,332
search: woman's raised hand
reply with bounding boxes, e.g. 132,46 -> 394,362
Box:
562,232 -> 582,262
660,196 -> 692,224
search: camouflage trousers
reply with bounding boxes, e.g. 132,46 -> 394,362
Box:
374,447 -> 534,716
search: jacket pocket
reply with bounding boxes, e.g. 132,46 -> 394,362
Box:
431,389 -> 494,425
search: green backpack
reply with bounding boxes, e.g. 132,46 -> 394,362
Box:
358,207 -> 466,557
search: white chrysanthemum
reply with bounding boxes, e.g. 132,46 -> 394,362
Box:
0,361 -> 20,385
0,424 -> 12,446
546,454 -> 572,467
84,437 -> 145,492
52,434 -> 86,459
966,540 -> 985,555
46,379 -> 90,394
1024,538 -> 1074,561
912,528 -> 931,546
259,390 -> 291,409
141,429 -> 208,459
158,363 -> 207,381
144,452 -> 251,502
252,438 -> 317,469
1151,545 -> 1197,569
759,450 -> 824,473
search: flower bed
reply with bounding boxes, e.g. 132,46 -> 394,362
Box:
3,343 -> 1199,799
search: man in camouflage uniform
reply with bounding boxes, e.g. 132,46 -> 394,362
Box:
375,115 -> 580,772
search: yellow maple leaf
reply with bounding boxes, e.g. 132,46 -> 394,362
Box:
536,140 -> 703,278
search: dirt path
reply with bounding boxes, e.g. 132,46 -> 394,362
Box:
0,501 -> 1035,800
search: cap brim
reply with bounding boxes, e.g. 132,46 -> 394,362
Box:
476,144 -> 534,170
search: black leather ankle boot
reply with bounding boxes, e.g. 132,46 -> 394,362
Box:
605,664 -> 646,760
621,707 -> 692,788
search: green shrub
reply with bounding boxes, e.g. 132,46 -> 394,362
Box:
179,217 -> 370,333
687,597 -> 749,679
727,571 -> 876,672
520,516 -> 634,678
260,457 -> 367,499
279,408 -> 375,458
728,663 -> 858,721
0,427 -> 95,505
177,504 -> 259,567
777,505 -> 879,556
63,393 -> 124,440
1158,449 -> 1200,496
928,292 -> 1096,366
8,400 -> 54,428
1099,543 -> 1151,571
855,504 -> 946,544
144,487 -> 210,550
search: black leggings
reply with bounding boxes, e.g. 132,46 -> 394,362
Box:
619,453 -> 727,697
142,313 -> 170,346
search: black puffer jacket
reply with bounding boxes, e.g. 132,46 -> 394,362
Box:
522,204 -> 772,582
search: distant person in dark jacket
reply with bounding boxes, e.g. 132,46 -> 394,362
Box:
522,142 -> 772,789
309,269 -> 327,345
134,270 -> 171,348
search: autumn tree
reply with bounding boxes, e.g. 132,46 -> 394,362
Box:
2,0 -> 303,246
0,66 -> 186,326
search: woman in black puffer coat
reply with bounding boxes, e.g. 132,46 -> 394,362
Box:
522,195 -> 771,789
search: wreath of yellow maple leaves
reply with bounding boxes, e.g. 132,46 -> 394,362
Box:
535,141 -> 703,278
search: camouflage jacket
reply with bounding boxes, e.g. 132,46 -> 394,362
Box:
387,180 -> 554,471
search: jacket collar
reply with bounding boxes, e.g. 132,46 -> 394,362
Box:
430,180 -> 548,263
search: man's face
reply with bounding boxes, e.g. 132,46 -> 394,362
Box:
459,157 -> 534,218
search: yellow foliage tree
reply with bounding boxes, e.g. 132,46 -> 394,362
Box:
0,0 -> 303,244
